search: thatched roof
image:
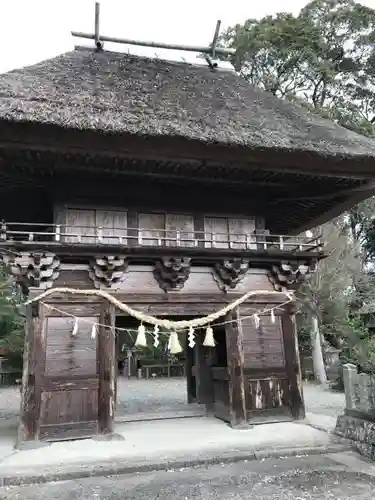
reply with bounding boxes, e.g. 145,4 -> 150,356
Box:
0,49 -> 374,160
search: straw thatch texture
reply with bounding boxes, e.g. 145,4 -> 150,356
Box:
0,49 -> 374,160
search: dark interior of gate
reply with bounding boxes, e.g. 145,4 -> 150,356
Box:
18,295 -> 302,444
114,315 -> 206,422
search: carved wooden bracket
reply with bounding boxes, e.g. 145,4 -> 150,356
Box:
89,256 -> 128,289
153,257 -> 191,292
267,260 -> 317,292
212,258 -> 250,292
3,251 -> 60,291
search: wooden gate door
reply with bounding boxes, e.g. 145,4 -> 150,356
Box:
240,307 -> 304,423
18,300 -> 115,445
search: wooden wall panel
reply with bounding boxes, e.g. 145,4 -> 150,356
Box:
96,210 -> 127,244
204,217 -> 229,249
138,213 -> 165,246
64,208 -> 96,244
54,269 -> 92,289
45,317 -> 97,376
228,218 -> 255,250
241,315 -> 285,370
114,265 -> 162,293
165,213 -> 194,248
40,387 -> 98,425
229,269 -> 273,294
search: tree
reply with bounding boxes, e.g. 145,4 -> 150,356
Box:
0,264 -> 25,369
221,0 -> 375,382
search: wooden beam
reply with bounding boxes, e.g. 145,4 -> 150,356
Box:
98,301 -> 116,434
282,309 -> 305,419
17,303 -> 46,446
225,309 -> 247,428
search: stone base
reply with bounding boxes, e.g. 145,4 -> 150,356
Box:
335,413 -> 375,460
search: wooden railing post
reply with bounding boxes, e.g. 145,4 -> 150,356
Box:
0,221 -> 7,241
97,227 -> 103,244
342,363 -> 357,411
55,225 -> 61,242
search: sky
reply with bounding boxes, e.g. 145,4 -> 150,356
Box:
0,0 -> 374,73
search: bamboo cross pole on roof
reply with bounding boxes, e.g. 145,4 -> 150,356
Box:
71,2 -> 235,57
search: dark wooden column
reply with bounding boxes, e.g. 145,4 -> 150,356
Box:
195,330 -> 214,410
282,305 -> 305,419
98,301 -> 116,434
225,309 -> 248,428
17,302 -> 46,446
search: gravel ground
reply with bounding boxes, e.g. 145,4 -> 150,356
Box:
0,379 -> 346,419
1,453 -> 375,499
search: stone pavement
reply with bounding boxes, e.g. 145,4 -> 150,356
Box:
1,451 -> 375,499
0,417 -> 349,486
0,379 -> 348,486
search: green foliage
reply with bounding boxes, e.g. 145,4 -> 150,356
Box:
0,265 -> 25,368
221,0 -> 375,384
221,0 -> 375,134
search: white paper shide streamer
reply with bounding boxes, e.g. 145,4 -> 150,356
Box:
253,314 -> 260,329
90,323 -> 97,340
153,325 -> 160,348
188,326 -> 195,348
71,318 -> 78,337
203,325 -> 215,347
271,309 -> 276,324
135,324 -> 147,347
169,331 -> 183,354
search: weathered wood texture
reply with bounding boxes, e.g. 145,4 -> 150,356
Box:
17,303 -> 46,445
57,206 -> 257,249
98,302 -> 116,434
63,207 -> 127,244
282,311 -> 305,419
194,330 -> 214,409
240,310 -> 293,422
55,266 -> 273,295
225,309 -> 247,427
21,301 -> 103,443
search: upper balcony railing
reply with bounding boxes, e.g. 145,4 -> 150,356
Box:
0,221 -> 324,253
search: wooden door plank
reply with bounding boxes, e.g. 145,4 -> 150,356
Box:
282,310 -> 305,419
18,303 -> 47,445
225,309 -> 247,427
98,302 -> 116,434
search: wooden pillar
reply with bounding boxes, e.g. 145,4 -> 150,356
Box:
282,307 -> 305,419
225,309 -> 247,428
98,301 -> 116,434
17,302 -> 46,446
195,330 -> 214,409
185,334 -> 196,403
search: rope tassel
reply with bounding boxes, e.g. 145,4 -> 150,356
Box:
90,323 -> 97,340
135,324 -> 147,347
169,331 -> 183,354
71,318 -> 78,337
253,314 -> 260,329
203,325 -> 215,347
271,309 -> 276,324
